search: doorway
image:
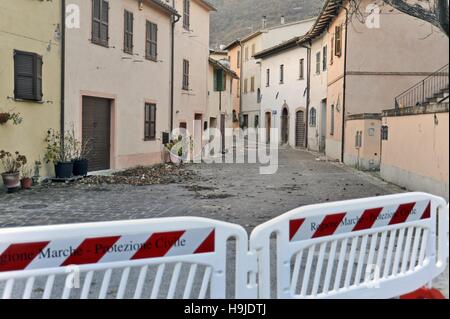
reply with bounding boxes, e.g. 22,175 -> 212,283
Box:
265,112 -> 271,144
82,96 -> 111,172
281,108 -> 289,144
295,110 -> 305,148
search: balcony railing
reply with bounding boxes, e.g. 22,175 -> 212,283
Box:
395,64 -> 449,109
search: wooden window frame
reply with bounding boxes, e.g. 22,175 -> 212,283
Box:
182,59 -> 190,90
124,10 -> 134,54
316,52 -> 321,75
146,21 -> 158,61
335,25 -> 342,57
323,45 -> 327,71
92,0 -> 109,47
279,64 -> 284,84
266,68 -> 270,87
144,103 -> 157,141
299,58 -> 304,80
14,50 -> 43,101
183,0 -> 190,31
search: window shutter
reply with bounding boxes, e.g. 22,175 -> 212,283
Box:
150,104 -> 156,139
14,52 -> 34,100
35,55 -> 43,101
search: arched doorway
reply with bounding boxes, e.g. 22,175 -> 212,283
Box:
296,110 -> 306,147
281,108 -> 289,145
265,112 -> 271,144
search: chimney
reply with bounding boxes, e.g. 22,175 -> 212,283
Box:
281,15 -> 286,25
262,16 -> 267,29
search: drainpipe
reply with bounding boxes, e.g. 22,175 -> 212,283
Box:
170,14 -> 180,132
238,41 -> 244,125
340,5 -> 349,163
60,0 -> 66,140
300,42 -> 311,149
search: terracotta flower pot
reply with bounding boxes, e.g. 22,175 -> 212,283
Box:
1,172 -> 20,193
0,113 -> 9,125
21,177 -> 33,190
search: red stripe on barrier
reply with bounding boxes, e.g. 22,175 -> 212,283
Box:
0,241 -> 49,272
0,242 -> 50,272
312,213 -> 346,238
421,202 -> 431,220
289,219 -> 305,241
61,236 -> 120,266
353,207 -> 383,232
389,202 -> 416,225
132,231 -> 185,260
194,230 -> 215,254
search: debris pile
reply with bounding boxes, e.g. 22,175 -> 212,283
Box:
78,164 -> 196,186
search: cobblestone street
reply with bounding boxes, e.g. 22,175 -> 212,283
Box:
0,147 -> 448,297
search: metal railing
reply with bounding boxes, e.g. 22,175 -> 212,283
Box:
395,64 -> 449,109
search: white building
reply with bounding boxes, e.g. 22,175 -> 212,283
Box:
206,56 -> 239,153
255,37 -> 309,147
308,32 -> 329,153
238,18 -> 316,131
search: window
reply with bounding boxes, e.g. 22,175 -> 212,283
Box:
182,60 -> 189,90
14,50 -> 43,101
316,52 -> 321,74
233,110 -> 239,122
245,47 -> 249,61
254,115 -> 259,128
309,108 -> 317,127
323,45 -> 327,71
250,76 -> 255,92
381,126 -> 389,140
330,104 -> 335,136
183,0 -> 190,30
243,114 -> 249,128
146,21 -> 158,61
237,50 -> 241,68
257,88 -> 261,103
230,78 -> 233,94
144,103 -> 156,140
123,10 -> 133,54
92,0 -> 109,47
280,65 -> 284,84
244,78 -> 248,94
330,37 -> 334,65
299,58 -> 304,79
355,131 -> 363,148
266,69 -> 270,87
237,81 -> 240,97
335,25 -> 342,57
251,44 -> 256,57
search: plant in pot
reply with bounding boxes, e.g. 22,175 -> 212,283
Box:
72,136 -> 91,177
20,165 -> 33,190
0,109 -> 23,125
44,129 -> 74,179
165,136 -> 184,166
0,150 -> 27,193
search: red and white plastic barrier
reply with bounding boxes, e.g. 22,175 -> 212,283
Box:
251,192 -> 448,299
0,193 -> 448,299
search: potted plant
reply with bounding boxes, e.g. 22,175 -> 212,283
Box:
0,150 -> 27,193
0,109 -> 23,125
44,129 -> 74,179
20,165 -> 33,190
72,136 -> 91,177
165,136 -> 184,165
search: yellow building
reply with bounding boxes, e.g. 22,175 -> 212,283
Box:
0,0 -> 62,183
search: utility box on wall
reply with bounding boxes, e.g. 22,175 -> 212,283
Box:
344,114 -> 382,171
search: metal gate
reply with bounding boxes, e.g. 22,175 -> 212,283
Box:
0,193 -> 448,299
